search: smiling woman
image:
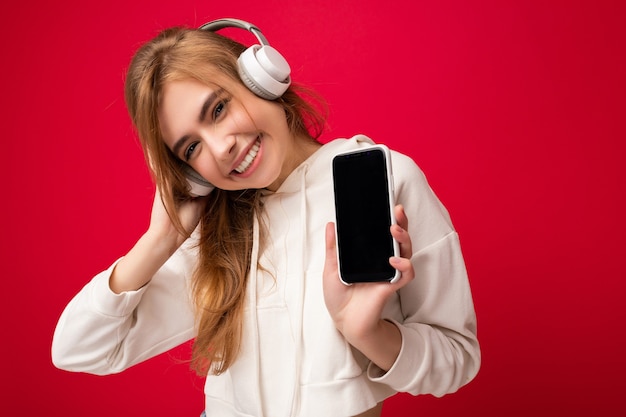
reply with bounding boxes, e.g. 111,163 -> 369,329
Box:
158,77 -> 313,192
51,19 -> 480,417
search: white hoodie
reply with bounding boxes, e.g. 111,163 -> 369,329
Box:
52,135 -> 480,417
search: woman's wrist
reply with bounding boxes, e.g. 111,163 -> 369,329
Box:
109,229 -> 181,294
342,319 -> 402,373
143,225 -> 186,258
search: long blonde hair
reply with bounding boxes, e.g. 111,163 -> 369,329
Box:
124,27 -> 326,375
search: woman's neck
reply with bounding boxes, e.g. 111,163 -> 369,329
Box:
266,133 -> 322,191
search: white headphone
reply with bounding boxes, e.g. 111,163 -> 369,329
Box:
183,164 -> 215,197
199,18 -> 292,100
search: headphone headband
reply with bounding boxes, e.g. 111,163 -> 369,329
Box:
199,18 -> 269,46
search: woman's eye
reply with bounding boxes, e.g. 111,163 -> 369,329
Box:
213,99 -> 228,120
184,142 -> 199,161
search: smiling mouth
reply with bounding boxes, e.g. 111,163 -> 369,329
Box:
233,136 -> 261,174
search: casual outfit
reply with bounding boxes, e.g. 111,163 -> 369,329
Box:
52,135 -> 480,417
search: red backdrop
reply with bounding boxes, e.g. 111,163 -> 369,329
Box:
2,0 -> 625,415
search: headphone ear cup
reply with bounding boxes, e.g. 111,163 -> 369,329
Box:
238,45 -> 291,100
183,165 -> 214,196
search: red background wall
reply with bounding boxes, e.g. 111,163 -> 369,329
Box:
2,0 -> 625,415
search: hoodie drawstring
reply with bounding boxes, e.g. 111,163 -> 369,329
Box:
249,215 -> 264,416
289,163 -> 309,416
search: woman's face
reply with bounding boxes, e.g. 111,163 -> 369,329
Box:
158,76 -> 302,192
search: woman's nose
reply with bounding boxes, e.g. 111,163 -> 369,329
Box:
203,132 -> 237,160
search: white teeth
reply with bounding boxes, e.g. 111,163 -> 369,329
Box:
234,139 -> 260,174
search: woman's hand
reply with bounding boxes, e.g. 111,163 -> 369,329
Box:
323,205 -> 415,371
146,188 -> 207,253
109,188 -> 207,294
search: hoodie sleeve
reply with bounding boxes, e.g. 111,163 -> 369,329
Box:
51,241 -> 197,375
367,151 -> 481,396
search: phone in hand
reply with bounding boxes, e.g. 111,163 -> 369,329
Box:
332,145 -> 400,285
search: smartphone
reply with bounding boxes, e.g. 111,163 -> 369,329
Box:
332,145 -> 400,285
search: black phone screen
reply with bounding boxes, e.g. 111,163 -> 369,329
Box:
332,147 -> 397,283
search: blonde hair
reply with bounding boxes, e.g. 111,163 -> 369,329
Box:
124,27 -> 326,375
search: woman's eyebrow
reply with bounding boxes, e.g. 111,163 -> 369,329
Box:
172,134 -> 191,157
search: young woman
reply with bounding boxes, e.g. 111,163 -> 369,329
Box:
52,19 -> 480,417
